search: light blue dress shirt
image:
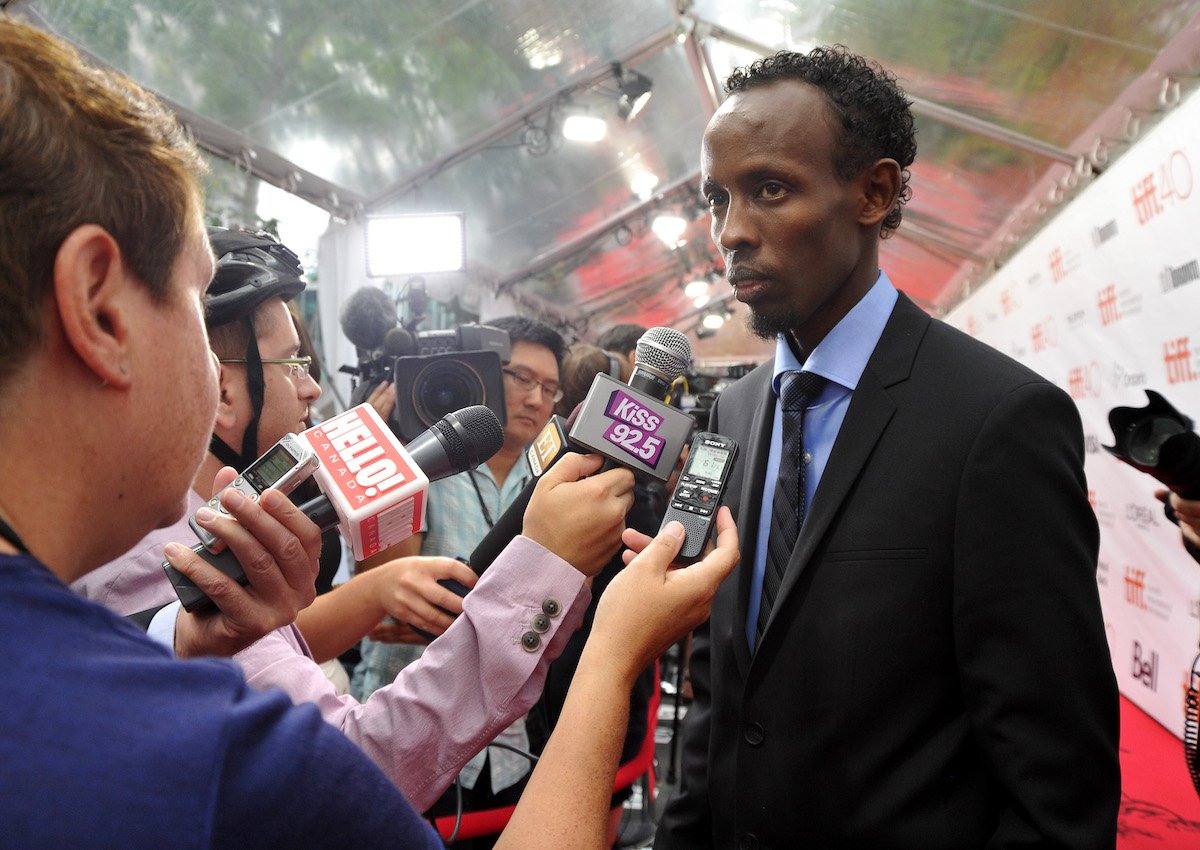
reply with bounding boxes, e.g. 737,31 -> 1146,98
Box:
745,272 -> 898,652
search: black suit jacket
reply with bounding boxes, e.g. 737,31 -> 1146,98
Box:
656,294 -> 1119,849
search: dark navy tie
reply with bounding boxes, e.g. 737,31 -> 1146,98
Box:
757,370 -> 826,642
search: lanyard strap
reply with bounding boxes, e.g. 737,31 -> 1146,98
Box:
0,515 -> 28,554
467,472 -> 496,529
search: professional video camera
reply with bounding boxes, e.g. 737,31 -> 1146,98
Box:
390,324 -> 510,442
1103,389 -> 1200,500
339,285 -> 511,442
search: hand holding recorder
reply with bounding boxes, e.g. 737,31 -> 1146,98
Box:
165,465 -> 323,658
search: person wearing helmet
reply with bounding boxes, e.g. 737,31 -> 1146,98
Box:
73,225 -> 641,811
1,21 -> 743,849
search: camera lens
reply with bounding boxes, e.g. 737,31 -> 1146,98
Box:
414,360 -> 485,427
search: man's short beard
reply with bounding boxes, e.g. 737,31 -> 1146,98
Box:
746,303 -> 802,340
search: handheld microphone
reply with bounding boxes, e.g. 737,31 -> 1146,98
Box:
568,327 -> 695,478
339,285 -> 397,352
165,404 -> 504,612
467,327 -> 694,575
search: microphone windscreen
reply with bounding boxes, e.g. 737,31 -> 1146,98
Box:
406,405 -> 505,482
635,327 -> 692,382
382,326 -> 416,357
339,286 -> 397,350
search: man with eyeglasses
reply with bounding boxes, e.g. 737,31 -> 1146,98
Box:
354,315 -> 567,844
73,230 -> 636,813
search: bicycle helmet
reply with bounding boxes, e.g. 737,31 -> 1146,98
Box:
205,226 -> 308,469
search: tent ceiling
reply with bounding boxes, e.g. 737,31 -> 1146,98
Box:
16,0 -> 1200,361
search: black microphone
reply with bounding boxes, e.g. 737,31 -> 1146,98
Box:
165,405 -> 504,612
467,327 -> 694,576
339,285 -> 397,351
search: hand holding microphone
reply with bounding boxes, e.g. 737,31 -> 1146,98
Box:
521,453 -> 635,578
468,327 -> 695,575
165,403 -> 504,613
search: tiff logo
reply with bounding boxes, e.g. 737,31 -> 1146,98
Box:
1091,220 -> 1119,246
1132,641 -> 1159,692
1125,566 -> 1147,609
1132,173 -> 1165,225
1161,259 -> 1200,293
1097,285 -> 1120,325
1066,364 -> 1099,400
1049,247 -> 1068,283
1001,287 -> 1018,315
1164,337 -> 1197,384
1030,317 -> 1056,352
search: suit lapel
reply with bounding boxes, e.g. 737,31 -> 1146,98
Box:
757,294 -> 929,646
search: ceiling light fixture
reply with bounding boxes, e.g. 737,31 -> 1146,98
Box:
651,214 -> 687,249
562,113 -> 607,143
683,278 -> 709,299
613,62 -> 653,122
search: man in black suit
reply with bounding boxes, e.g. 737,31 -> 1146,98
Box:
653,46 -> 1120,848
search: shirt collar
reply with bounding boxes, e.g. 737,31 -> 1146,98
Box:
771,271 -> 898,397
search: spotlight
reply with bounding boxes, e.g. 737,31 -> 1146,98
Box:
702,311 -> 726,330
365,213 -> 465,277
562,113 -> 607,143
651,214 -> 687,249
693,294 -> 711,309
613,63 -> 653,122
683,279 -> 708,299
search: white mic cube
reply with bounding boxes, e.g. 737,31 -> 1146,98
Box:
300,404 -> 429,561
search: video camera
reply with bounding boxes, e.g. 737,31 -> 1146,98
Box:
390,325 -> 510,442
1103,389 -> 1200,500
339,285 -> 510,442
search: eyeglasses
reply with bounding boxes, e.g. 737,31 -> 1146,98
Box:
220,356 -> 313,379
503,368 -> 563,403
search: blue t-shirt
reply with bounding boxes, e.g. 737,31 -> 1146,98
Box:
0,553 -> 443,849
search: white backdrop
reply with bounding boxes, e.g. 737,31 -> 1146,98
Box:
947,88 -> 1200,736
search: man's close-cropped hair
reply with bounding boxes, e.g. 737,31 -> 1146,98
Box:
0,18 -> 207,382
488,315 -> 567,368
596,323 -> 646,357
725,45 -> 916,237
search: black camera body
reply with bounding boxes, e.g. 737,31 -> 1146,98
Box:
1104,389 -> 1200,499
390,324 -> 511,442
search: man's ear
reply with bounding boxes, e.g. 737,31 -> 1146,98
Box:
213,359 -> 242,432
857,158 -> 902,229
52,225 -> 136,389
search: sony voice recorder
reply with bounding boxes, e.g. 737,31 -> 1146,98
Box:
659,431 -> 738,563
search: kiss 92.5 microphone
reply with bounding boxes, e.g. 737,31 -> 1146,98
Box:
568,327 -> 695,479
467,327 -> 694,575
165,404 -> 504,612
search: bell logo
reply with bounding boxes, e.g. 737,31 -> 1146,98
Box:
1164,337 -> 1197,384
1125,566 -> 1147,609
1096,285 -> 1120,325
1132,642 -> 1158,691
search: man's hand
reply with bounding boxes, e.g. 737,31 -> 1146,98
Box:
587,506 -> 738,686
367,380 -> 396,424
1157,488 -> 1200,555
367,555 -> 478,639
522,453 -> 634,577
167,467 -> 322,658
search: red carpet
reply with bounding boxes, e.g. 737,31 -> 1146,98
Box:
1118,695 -> 1200,847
